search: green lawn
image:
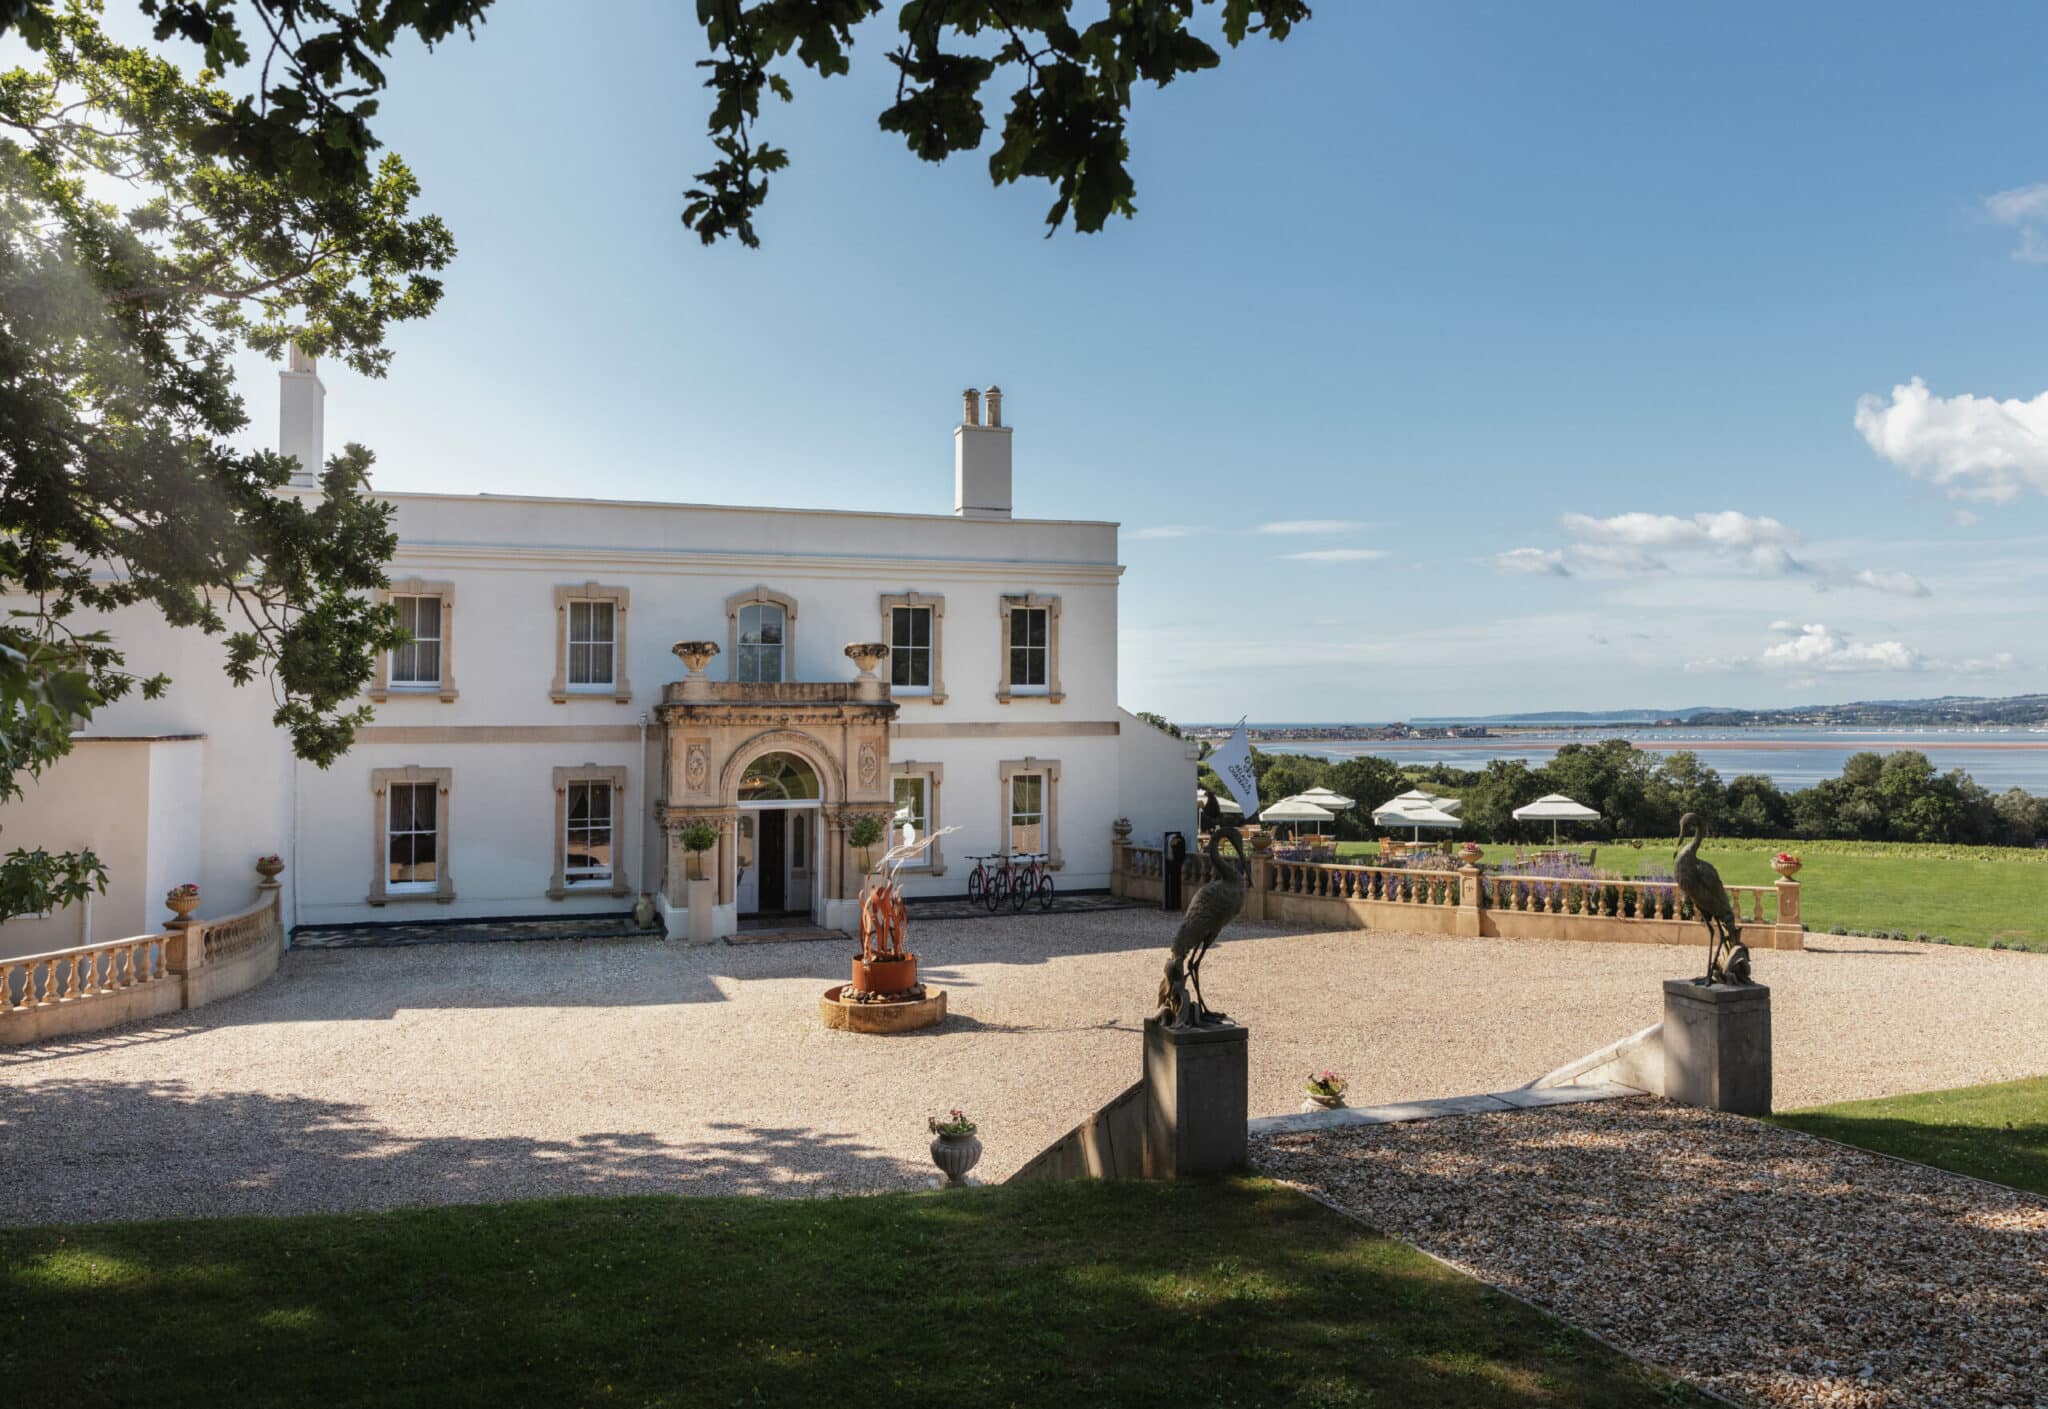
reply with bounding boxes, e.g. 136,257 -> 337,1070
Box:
0,1179 -> 1710,1409
1331,839 -> 2048,949
1770,1077 -> 2048,1197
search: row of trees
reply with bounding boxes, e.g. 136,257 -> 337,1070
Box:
1199,739 -> 2048,848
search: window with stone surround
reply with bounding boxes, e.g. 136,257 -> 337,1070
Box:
996,594 -> 1063,703
551,583 -> 632,703
369,766 -> 454,904
881,592 -> 945,702
890,760 -> 945,874
998,756 -> 1061,868
371,579 -> 457,702
726,586 -> 798,685
549,764 -> 630,898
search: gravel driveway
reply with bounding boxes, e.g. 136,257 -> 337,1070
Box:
3,914 -> 2045,1224
1256,1100 -> 2048,1409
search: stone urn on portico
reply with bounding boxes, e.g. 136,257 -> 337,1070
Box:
671,640 -> 719,699
845,641 -> 890,700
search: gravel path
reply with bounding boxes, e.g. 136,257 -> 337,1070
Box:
3,915 -> 2045,1223
1255,1099 -> 2048,1409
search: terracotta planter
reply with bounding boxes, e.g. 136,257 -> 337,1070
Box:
1772,859 -> 1802,879
166,893 -> 200,922
255,858 -> 285,882
852,955 -> 918,994
930,1131 -> 983,1185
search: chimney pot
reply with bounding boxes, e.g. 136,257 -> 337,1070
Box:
961,387 -> 981,427
984,385 -> 1003,428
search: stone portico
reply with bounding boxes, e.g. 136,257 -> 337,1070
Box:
654,644 -> 898,940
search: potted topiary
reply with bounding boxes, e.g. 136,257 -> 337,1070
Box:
928,1108 -> 982,1185
1303,1070 -> 1349,1111
678,822 -> 718,881
849,814 -> 887,872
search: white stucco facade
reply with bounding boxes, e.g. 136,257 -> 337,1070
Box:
0,379 -> 1195,955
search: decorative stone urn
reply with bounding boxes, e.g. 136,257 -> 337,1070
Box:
672,640 -> 720,700
165,889 -> 201,923
1112,820 -> 1133,840
929,1131 -> 983,1186
255,855 -> 285,882
1772,858 -> 1803,880
632,892 -> 659,931
1458,842 -> 1483,864
1249,832 -> 1274,854
844,641 -> 890,677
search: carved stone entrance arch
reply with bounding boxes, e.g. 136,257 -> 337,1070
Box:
655,678 -> 897,940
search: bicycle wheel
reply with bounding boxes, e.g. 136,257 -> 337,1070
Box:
984,870 -> 1008,913
1010,867 -> 1032,912
966,865 -> 983,906
1036,874 -> 1056,911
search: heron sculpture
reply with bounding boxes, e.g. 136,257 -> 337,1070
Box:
1157,823 -> 1248,1028
1675,811 -> 1751,984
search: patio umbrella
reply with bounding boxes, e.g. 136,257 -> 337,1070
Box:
1295,786 -> 1356,810
1511,793 -> 1601,842
1371,792 -> 1465,841
1197,788 -> 1243,817
1262,796 -> 1338,835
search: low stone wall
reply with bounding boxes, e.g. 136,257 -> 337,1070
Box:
0,877 -> 285,1048
1113,844 -> 1805,952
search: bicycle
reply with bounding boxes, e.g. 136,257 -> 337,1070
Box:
1005,852 -> 1056,912
965,854 -> 1006,911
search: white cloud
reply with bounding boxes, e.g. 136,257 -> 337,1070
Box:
1854,376 -> 2048,502
1126,524 -> 1204,540
1689,622 -> 1924,674
1560,510 -> 1798,551
1849,568 -> 1931,598
1280,548 -> 1387,563
1492,547 -> 1569,576
1984,182 -> 2048,262
1954,509 -> 1981,527
1256,520 -> 1366,536
1568,544 -> 1668,573
1953,652 -> 2021,675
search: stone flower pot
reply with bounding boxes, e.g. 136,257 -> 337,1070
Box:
1112,821 -> 1133,840
632,892 -> 659,931
1772,859 -> 1803,879
165,892 -> 201,923
1300,1095 -> 1346,1113
255,857 -> 285,882
929,1131 -> 983,1186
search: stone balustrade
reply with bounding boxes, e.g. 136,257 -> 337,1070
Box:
1112,846 -> 1804,953
1,867 -> 287,1047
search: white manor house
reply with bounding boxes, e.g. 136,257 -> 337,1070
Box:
2,369 -> 1194,955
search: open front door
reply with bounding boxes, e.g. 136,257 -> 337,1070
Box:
735,813 -> 759,915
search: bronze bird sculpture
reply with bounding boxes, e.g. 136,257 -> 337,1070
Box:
1157,823 -> 1248,1028
1675,812 -> 1751,984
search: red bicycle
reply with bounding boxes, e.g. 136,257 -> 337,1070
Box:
1002,852 -> 1056,912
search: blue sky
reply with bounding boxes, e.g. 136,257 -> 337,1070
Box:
103,3 -> 2048,719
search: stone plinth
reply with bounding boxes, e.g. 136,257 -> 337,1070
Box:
1142,1018 -> 1249,1178
1662,979 -> 1771,1116
685,878 -> 716,945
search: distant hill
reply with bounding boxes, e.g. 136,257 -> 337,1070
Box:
1411,707 -> 1728,725
1684,695 -> 2048,728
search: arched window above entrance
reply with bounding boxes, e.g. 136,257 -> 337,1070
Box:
738,751 -> 822,801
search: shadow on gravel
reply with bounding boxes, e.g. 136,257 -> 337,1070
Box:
0,1080 -> 909,1226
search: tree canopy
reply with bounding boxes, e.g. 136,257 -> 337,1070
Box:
0,2 -> 450,915
2,2 -> 1313,247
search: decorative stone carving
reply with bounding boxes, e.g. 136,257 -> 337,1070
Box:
685,742 -> 709,794
858,741 -> 879,790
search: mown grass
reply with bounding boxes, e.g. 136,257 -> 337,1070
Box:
1771,1077 -> 2048,1197
1331,839 -> 2048,949
0,1178 -> 1712,1409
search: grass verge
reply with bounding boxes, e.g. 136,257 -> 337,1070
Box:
0,1177 -> 1711,1408
1331,839 -> 2047,949
1770,1076 -> 2048,1197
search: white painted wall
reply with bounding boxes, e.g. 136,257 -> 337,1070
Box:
1117,709 -> 1200,852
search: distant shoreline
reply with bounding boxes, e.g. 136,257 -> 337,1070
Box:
1282,737 -> 2048,754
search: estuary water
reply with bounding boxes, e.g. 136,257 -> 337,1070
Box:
1257,726 -> 2048,792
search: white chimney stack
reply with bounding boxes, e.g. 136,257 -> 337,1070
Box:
279,343 -> 324,489
953,382 -> 1012,520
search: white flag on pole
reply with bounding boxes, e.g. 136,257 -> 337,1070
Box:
1210,720 -> 1260,820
